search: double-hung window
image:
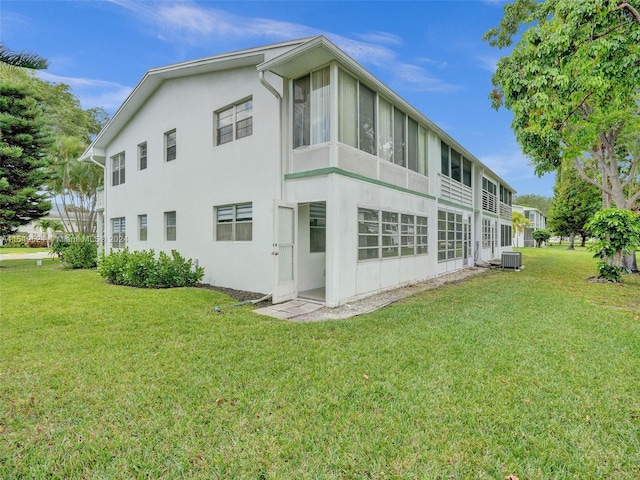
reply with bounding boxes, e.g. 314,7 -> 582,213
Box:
215,203 -> 252,241
165,211 -> 176,241
111,152 -> 125,186
111,217 -> 126,248
138,214 -> 147,241
165,130 -> 176,162
138,142 -> 147,170
216,98 -> 253,145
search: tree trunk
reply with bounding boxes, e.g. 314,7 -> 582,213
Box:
624,251 -> 638,273
567,232 -> 575,250
580,234 -> 587,247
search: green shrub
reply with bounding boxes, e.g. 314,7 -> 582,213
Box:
61,235 -> 98,269
595,261 -> 624,282
532,229 -> 551,247
50,238 -> 70,258
6,235 -> 27,247
98,248 -> 204,288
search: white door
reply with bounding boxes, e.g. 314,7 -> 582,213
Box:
272,202 -> 296,303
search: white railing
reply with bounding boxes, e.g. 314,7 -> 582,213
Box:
440,175 -> 473,207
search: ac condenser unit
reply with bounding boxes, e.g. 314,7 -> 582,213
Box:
501,251 -> 522,270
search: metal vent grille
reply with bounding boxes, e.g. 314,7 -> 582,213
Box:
501,251 -> 522,270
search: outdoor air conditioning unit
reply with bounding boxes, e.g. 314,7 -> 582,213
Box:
501,251 -> 522,270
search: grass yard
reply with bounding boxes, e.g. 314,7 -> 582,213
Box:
1,249 -> 639,479
0,247 -> 49,255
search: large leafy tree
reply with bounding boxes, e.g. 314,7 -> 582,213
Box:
486,0 -> 640,207
547,160 -> 602,248
486,0 -> 640,270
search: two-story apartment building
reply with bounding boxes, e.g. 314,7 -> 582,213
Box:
81,36 -> 515,307
512,204 -> 547,247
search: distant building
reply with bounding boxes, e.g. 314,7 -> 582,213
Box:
512,205 -> 547,247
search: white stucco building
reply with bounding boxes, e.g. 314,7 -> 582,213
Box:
81,36 -> 515,307
512,204 -> 547,247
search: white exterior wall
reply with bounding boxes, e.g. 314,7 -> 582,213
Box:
104,66 -> 283,293
92,37 -> 517,306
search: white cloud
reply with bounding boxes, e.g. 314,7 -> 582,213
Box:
476,55 -> 500,72
36,71 -> 132,110
354,31 -> 403,46
108,0 -> 458,92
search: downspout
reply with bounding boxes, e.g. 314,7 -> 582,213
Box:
259,70 -> 284,200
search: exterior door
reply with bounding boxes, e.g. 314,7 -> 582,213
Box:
272,202 -> 296,303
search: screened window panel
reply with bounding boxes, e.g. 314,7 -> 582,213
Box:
393,109 -> 406,167
358,83 -> 376,155
418,126 -> 428,176
235,100 -> 253,139
441,141 -> 450,176
407,118 -> 419,172
216,224 -> 233,241
311,67 -> 330,144
463,157 -> 472,187
451,149 -> 462,182
293,75 -> 310,148
217,107 -> 233,145
378,98 -> 393,162
236,223 -> 252,241
338,70 -> 358,148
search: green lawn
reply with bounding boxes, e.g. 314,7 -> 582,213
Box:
1,249 -> 639,479
0,247 -> 49,254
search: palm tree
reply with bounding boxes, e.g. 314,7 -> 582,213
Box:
0,44 -> 48,70
512,211 -> 531,248
36,219 -> 65,247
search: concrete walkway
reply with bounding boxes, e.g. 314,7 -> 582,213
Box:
0,251 -> 51,261
254,267 -> 489,322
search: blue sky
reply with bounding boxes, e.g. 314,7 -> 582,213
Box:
1,0 -> 555,197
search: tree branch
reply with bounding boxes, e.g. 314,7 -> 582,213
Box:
574,157 -> 613,196
616,2 -> 640,25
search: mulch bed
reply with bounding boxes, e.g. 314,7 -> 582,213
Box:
197,284 -> 272,306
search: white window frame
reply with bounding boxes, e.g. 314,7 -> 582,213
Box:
138,142 -> 147,170
216,98 -> 253,145
359,208 -> 428,261
111,152 -> 125,186
215,203 -> 253,242
165,211 -> 176,241
138,214 -> 147,241
165,130 -> 176,162
111,217 -> 126,249
438,210 -> 463,262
